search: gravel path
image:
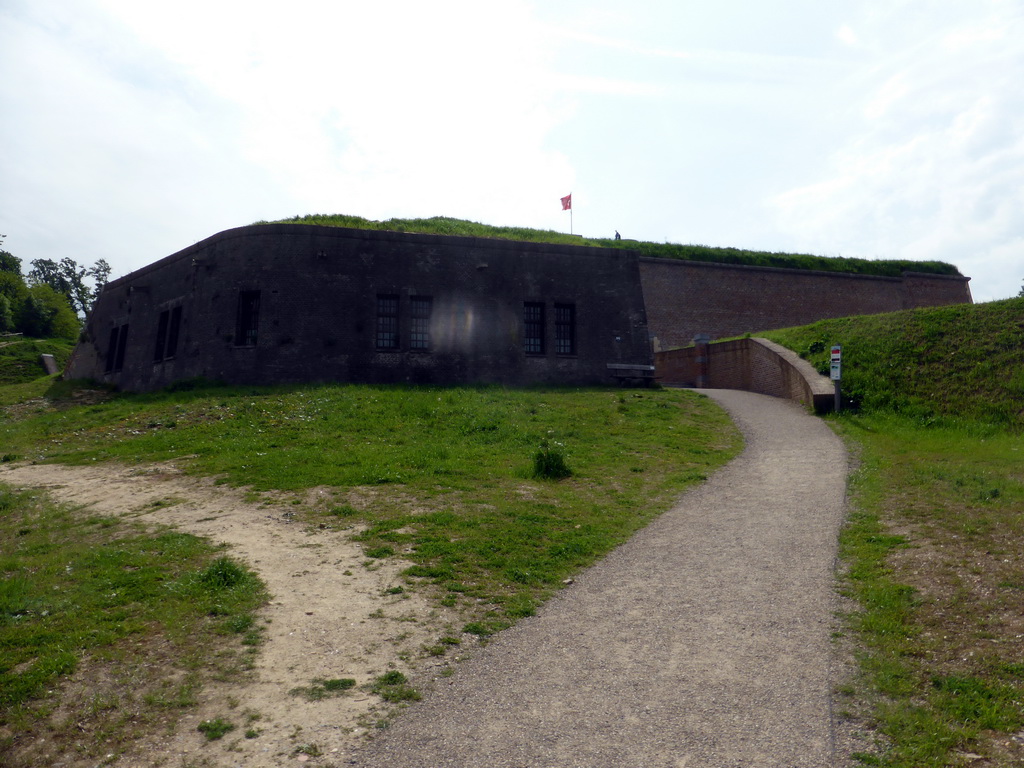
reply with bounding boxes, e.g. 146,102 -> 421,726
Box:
348,389 -> 849,768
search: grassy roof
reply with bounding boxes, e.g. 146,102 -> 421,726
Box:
257,213 -> 963,278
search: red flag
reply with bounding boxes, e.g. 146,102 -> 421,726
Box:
560,193 -> 572,211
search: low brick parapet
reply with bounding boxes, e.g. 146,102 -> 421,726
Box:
655,337 -> 834,412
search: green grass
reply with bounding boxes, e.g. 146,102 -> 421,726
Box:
259,213 -> 961,278
197,717 -> 235,740
0,372 -> 740,759
0,338 -> 74,386
762,298 -> 1024,766
763,297 -> 1024,429
0,485 -> 267,764
1,382 -> 740,631
832,416 -> 1024,766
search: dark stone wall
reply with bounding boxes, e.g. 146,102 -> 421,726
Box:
67,224 -> 654,391
66,223 -> 975,392
638,257 -> 973,350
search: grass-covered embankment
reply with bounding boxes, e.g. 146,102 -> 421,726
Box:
766,298 -> 1024,767
0,338 -> 74,386
262,213 -> 962,278
0,373 -> 741,759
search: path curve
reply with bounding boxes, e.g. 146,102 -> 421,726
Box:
348,389 -> 849,768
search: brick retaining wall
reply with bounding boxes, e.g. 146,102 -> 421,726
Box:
655,337 -> 834,412
639,258 -> 972,350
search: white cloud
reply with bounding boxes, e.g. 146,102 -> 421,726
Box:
771,1 -> 1024,301
836,24 -> 860,48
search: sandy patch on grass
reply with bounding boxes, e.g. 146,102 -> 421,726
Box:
1,461 -> 464,767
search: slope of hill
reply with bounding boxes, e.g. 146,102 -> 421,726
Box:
258,213 -> 962,278
764,297 -> 1024,429
0,338 -> 74,386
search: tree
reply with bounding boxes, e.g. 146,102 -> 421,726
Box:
0,234 -> 20,274
28,256 -> 110,316
0,271 -> 29,329
17,284 -> 79,339
0,294 -> 13,332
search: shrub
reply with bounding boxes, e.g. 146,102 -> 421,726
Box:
532,441 -> 572,480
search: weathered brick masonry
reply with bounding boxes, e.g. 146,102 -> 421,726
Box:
67,224 -> 653,391
638,257 -> 972,350
67,223 -> 972,392
655,338 -> 835,411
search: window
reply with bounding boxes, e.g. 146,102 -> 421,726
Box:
376,294 -> 399,350
106,324 -> 129,373
153,306 -> 183,362
410,296 -> 432,350
555,303 -> 576,355
153,311 -> 169,362
105,327 -> 119,373
523,302 -> 544,355
234,291 -> 261,346
166,306 -> 182,359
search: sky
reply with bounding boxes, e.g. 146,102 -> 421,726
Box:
2,0 -> 1022,303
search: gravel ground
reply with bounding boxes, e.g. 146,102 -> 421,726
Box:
348,389 -> 850,768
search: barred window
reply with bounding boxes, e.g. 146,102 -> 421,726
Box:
523,302 -> 544,355
410,296 -> 432,351
555,303 -> 576,355
376,294 -> 399,350
234,291 -> 261,346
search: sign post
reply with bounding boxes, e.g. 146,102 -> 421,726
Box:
830,345 -> 842,412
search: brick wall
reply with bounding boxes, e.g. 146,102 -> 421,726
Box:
66,224 -> 974,393
639,257 -> 972,350
68,225 -> 653,391
655,337 -> 834,412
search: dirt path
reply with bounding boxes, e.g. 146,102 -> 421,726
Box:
348,389 -> 851,768
0,461 -> 461,767
3,388 -> 852,767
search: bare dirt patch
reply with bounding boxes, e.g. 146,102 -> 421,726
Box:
1,461 -> 465,767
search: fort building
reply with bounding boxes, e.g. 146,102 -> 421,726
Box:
65,223 -> 972,392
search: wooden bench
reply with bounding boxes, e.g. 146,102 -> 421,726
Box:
606,363 -> 656,387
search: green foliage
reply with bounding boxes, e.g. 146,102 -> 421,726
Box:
0,251 -> 20,275
0,338 -> 75,389
289,677 -> 356,701
0,272 -> 29,330
17,285 -> 79,339
0,237 -> 19,275
371,670 -> 420,702
258,213 -> 961,279
532,440 -> 572,480
0,295 -> 12,333
197,556 -> 253,590
197,717 -> 235,740
27,256 -> 111,317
